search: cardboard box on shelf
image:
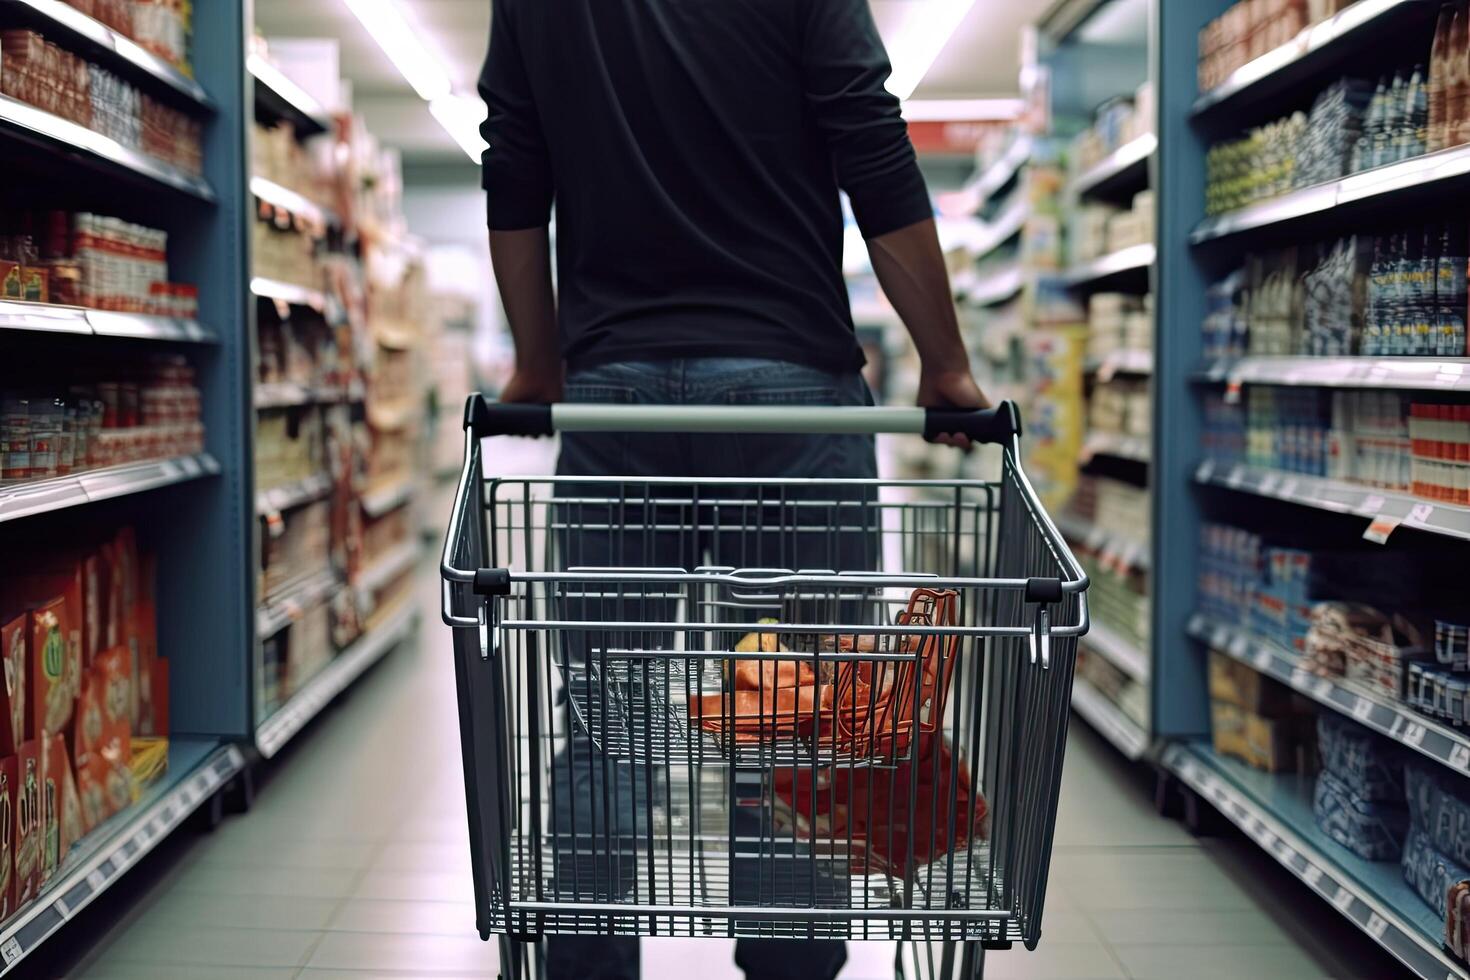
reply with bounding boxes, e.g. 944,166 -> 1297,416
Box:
13,741 -> 40,906
76,646 -> 134,822
41,735 -> 82,880
0,755 -> 16,919
0,615 -> 25,758
1209,650 -> 1297,715
23,596 -> 72,743
1211,699 -> 1316,773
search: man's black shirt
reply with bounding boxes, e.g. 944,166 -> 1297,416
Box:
480,0 -> 934,371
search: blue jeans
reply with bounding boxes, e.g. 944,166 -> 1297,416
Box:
547,358 -> 876,980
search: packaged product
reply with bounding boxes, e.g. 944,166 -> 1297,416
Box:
13,741 -> 40,906
129,736 -> 167,790
1317,713 -> 1404,801
1404,825 -> 1470,917
41,734 -> 83,880
1405,763 -> 1470,868
0,754 -> 16,919
0,615 -> 25,757
1313,767 -> 1408,860
20,596 -> 72,741
1211,700 -> 1313,773
1209,651 -> 1295,714
76,646 -> 133,817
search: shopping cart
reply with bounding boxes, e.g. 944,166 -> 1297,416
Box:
441,397 -> 1089,980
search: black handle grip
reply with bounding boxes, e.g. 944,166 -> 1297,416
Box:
465,395 -> 553,438
923,401 -> 1022,444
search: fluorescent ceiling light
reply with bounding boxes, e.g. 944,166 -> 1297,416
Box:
884,0 -> 977,101
343,0 -> 451,102
431,94 -> 489,162
902,98 -> 1023,122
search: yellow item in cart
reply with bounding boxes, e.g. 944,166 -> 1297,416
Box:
129,737 -> 169,796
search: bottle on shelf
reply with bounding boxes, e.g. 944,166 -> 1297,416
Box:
1430,4 -> 1456,151
1436,222 -> 1468,355
1401,65 -> 1428,161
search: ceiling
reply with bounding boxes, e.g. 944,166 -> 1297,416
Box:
255,0 -> 1049,162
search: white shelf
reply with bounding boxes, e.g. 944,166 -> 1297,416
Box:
1071,676 -> 1150,760
1163,742 -> 1462,980
250,277 -> 326,312
361,477 -> 415,518
1089,348 -> 1153,380
1081,431 -> 1150,466
1199,355 -> 1470,392
963,264 -> 1025,308
1068,133 -> 1155,200
1192,0 -> 1432,118
255,603 -> 418,759
959,136 -> 1032,213
0,301 -> 217,343
1195,459 -> 1470,544
356,540 -> 420,597
1192,141 -> 1470,245
250,176 -> 339,228
247,54 -> 329,135
0,95 -> 213,201
1082,619 -> 1150,682
1188,612 -> 1470,778
0,454 -> 218,524
256,567 -> 341,641
1064,243 -> 1155,287
0,0 -> 211,108
256,472 -> 333,515
254,382 -> 350,410
1054,510 -> 1150,572
971,196 -> 1028,262
0,741 -> 244,975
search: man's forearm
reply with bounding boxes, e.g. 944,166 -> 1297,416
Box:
489,227 -> 560,383
866,218 -> 968,370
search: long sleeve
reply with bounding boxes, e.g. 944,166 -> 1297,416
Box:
799,0 -> 933,240
479,0 -> 554,230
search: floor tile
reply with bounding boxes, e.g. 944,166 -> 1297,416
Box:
329,898 -> 481,937
191,838 -> 379,871
305,931 -> 499,973
352,868 -> 476,903
86,924 -> 323,969
978,939 -> 1126,979
172,865 -> 361,899
1111,942 -> 1333,979
129,891 -> 341,931
75,965 -> 298,980
1084,908 -> 1295,947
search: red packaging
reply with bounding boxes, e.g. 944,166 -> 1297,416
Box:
13,741 -> 40,906
24,597 -> 71,742
0,616 -> 25,757
139,655 -> 167,738
0,755 -> 16,919
42,735 -> 83,879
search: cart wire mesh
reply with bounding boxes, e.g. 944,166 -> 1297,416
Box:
442,422 -> 1087,971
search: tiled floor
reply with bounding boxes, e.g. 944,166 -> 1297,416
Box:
46,443 -> 1408,978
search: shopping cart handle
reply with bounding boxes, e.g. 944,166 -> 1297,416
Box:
465,395 -> 1023,444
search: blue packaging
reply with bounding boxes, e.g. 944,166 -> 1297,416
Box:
1406,763 -> 1470,869
1403,825 -> 1470,918
1317,713 -> 1404,802
1314,768 -> 1409,861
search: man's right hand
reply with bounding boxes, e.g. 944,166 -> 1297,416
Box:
918,368 -> 991,451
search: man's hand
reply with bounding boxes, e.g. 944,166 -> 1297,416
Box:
918,367 -> 991,451
500,364 -> 563,404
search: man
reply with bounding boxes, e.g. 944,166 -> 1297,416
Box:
480,1 -> 986,977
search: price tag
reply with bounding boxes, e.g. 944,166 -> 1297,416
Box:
1,937 -> 21,965
1303,865 -> 1324,888
1198,459 -> 1216,481
1224,378 -> 1244,405
1228,634 -> 1249,659
86,868 -> 106,891
1312,678 -> 1333,700
1280,478 -> 1299,499
1362,494 -> 1387,515
1253,648 -> 1272,671
1212,625 -> 1230,649
1363,514 -> 1403,545
1332,886 -> 1356,912
1259,473 -> 1280,495
1390,716 -> 1427,747
1291,667 -> 1315,689
1226,465 -> 1245,489
1450,743 -> 1470,772
1353,696 -> 1374,721
1366,913 -> 1389,940
1408,502 -> 1434,526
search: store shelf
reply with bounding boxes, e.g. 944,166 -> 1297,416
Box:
250,176 -> 339,228
1162,742 -> 1461,980
1055,510 -> 1150,571
247,53 -> 330,135
256,472 -> 333,515
1071,676 -> 1150,760
1191,0 -> 1434,119
961,136 -> 1032,212
1195,459 -> 1470,543
0,0 -> 212,109
0,454 -> 218,524
963,263 -> 1025,308
0,301 -> 217,343
1088,348 -> 1153,380
1192,142 -> 1470,246
254,381 -> 350,410
1198,355 -> 1470,392
1064,243 -> 1156,288
972,196 -> 1028,261
356,540 -> 420,597
1082,619 -> 1150,682
1188,612 -> 1470,778
256,567 -> 341,641
361,476 -> 414,518
1081,431 -> 1151,465
0,94 -> 214,201
0,740 -> 245,976
1068,133 -> 1156,200
255,602 -> 418,759
250,277 -> 326,312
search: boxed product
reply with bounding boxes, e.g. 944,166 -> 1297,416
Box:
1404,825 -> 1470,918
0,615 -> 25,757
13,741 -> 39,906
1209,650 -> 1296,715
0,754 -> 15,919
1314,767 -> 1408,860
1406,763 -> 1470,868
18,596 -> 72,742
75,645 -> 133,821
1211,700 -> 1313,773
41,734 -> 83,879
1317,713 -> 1403,801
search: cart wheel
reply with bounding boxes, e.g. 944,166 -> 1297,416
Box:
1153,770 -> 1178,818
